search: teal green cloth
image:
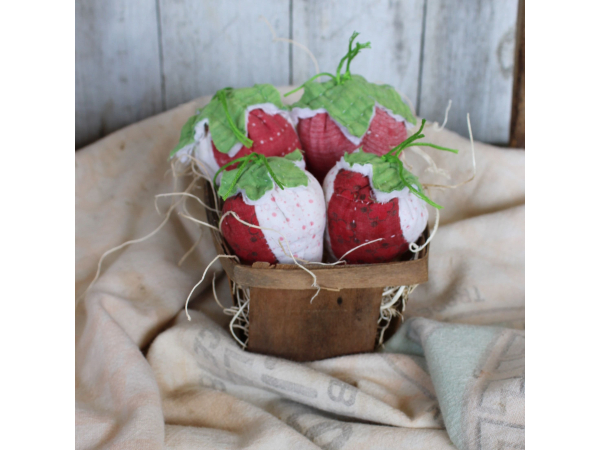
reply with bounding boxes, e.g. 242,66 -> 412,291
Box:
384,318 -> 525,450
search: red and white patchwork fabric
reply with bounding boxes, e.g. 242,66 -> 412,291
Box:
221,170 -> 326,265
194,105 -> 302,177
293,107 -> 408,182
221,194 -> 278,264
323,159 -> 428,264
211,108 -> 302,168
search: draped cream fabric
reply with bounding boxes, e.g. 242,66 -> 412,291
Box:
76,90 -> 524,450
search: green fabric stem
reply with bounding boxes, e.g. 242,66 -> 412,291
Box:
285,73 -> 337,97
289,32 -> 416,138
386,119 -> 427,157
385,120 -> 459,157
344,120 -> 459,209
216,150 -> 308,201
406,142 -> 460,154
396,158 -> 442,209
284,32 -> 369,99
293,75 -> 416,139
217,89 -> 253,148
345,150 -> 440,209
339,31 -> 371,83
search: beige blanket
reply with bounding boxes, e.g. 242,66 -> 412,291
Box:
76,91 -> 524,449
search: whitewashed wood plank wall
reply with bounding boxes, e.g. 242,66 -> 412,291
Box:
76,0 -> 518,149
75,0 -> 163,148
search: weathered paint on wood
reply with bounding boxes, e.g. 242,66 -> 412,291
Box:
291,0 -> 425,110
76,0 -> 521,148
418,0 -> 519,144
158,0 -> 291,110
75,0 -> 163,148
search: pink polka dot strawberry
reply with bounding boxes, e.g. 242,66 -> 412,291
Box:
288,32 -> 416,182
170,85 -> 302,177
215,150 -> 326,265
323,120 -> 457,264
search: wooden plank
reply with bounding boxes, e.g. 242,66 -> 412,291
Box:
75,0 -> 163,148
158,0 -> 291,110
232,255 -> 428,289
509,0 -> 525,148
418,0 -> 519,144
212,232 -> 428,290
247,287 -> 382,361
291,0 -> 425,107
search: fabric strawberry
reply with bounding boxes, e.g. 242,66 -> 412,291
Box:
323,120 -> 457,264
170,85 -> 302,177
289,33 -> 417,183
216,150 -> 326,265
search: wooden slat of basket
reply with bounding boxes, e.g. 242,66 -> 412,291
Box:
224,257 -> 428,290
247,287 -> 382,361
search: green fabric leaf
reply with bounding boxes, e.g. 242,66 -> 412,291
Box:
170,84 -> 285,158
169,114 -> 204,158
344,150 -> 424,194
292,75 -> 416,138
218,150 -> 308,201
281,149 -> 303,162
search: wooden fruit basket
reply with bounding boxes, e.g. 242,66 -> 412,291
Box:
202,180 -> 429,362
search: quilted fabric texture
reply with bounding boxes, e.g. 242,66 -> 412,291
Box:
171,84 -> 285,156
293,75 -> 416,137
212,109 -> 302,168
361,108 -> 408,156
221,195 -> 277,265
298,108 -> 408,182
220,165 -> 326,265
327,169 -> 408,263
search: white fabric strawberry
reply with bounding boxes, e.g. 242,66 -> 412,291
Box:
289,33 -> 416,182
216,150 -> 326,265
170,85 -> 302,178
323,121 -> 457,264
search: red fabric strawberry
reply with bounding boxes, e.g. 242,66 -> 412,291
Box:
322,121 -> 458,264
289,33 -> 415,183
216,151 -> 326,265
221,194 -> 278,264
296,108 -> 407,182
212,108 -> 301,168
324,168 -> 421,264
170,85 -> 302,178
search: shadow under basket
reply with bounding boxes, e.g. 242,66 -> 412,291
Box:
202,180 -> 429,362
